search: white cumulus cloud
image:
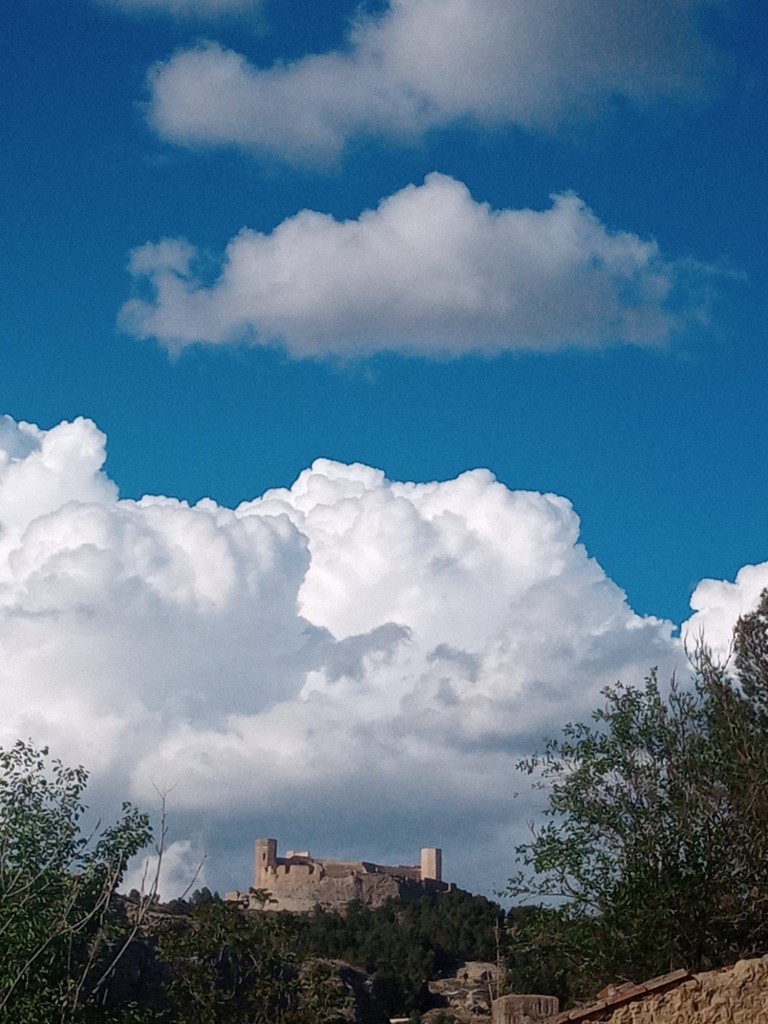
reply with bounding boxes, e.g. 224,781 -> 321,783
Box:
146,0 -> 721,162
683,561 -> 768,663
121,174 -> 702,358
0,414 -> 754,898
123,839 -> 208,901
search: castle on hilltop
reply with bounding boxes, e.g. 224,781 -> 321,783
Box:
226,838 -> 454,912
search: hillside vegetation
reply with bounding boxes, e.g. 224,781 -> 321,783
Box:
4,590 -> 768,1020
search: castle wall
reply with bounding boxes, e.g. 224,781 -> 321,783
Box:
234,839 -> 451,912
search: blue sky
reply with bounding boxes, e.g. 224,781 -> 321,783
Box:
1,0 -> 767,895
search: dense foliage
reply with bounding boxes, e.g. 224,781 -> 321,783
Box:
11,594 -> 768,1019
108,888 -> 504,1021
153,902 -> 351,1024
507,590 -> 768,1003
0,740 -> 152,1023
0,744 -> 351,1023
0,738 -> 499,1021
294,890 -> 504,1017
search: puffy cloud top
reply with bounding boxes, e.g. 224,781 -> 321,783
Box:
2,415 -> 761,897
685,562 -> 768,662
122,174 -> 705,357
147,0 -> 720,162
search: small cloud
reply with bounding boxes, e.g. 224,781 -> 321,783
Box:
122,839 -> 206,902
98,0 -> 258,17
145,0 -> 721,162
121,174 -> 706,359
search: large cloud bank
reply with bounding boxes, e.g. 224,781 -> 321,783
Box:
122,174 -> 704,357
1,415 -> 762,897
147,0 -> 720,163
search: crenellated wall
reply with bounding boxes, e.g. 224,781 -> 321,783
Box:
229,838 -> 451,912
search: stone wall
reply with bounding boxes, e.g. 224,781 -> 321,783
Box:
543,955 -> 768,1024
492,993 -> 559,1024
243,869 -> 445,913
603,956 -> 768,1024
230,838 -> 452,912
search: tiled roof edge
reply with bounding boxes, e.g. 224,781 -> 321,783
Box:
546,968 -> 693,1023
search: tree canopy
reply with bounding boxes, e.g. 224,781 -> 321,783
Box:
506,590 -> 768,1003
9,594 -> 768,1018
0,740 -> 152,1023
295,889 -> 503,1017
0,743 -> 350,1023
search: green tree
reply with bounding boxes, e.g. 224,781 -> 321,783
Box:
189,886 -> 221,907
506,591 -> 768,1001
296,890 -> 504,1017
0,740 -> 152,1023
156,902 -> 349,1024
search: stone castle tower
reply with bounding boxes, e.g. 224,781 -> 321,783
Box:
229,838 -> 452,912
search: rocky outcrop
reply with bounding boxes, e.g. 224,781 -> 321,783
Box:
231,871 -> 452,913
302,959 -> 391,1024
427,961 -> 507,1021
